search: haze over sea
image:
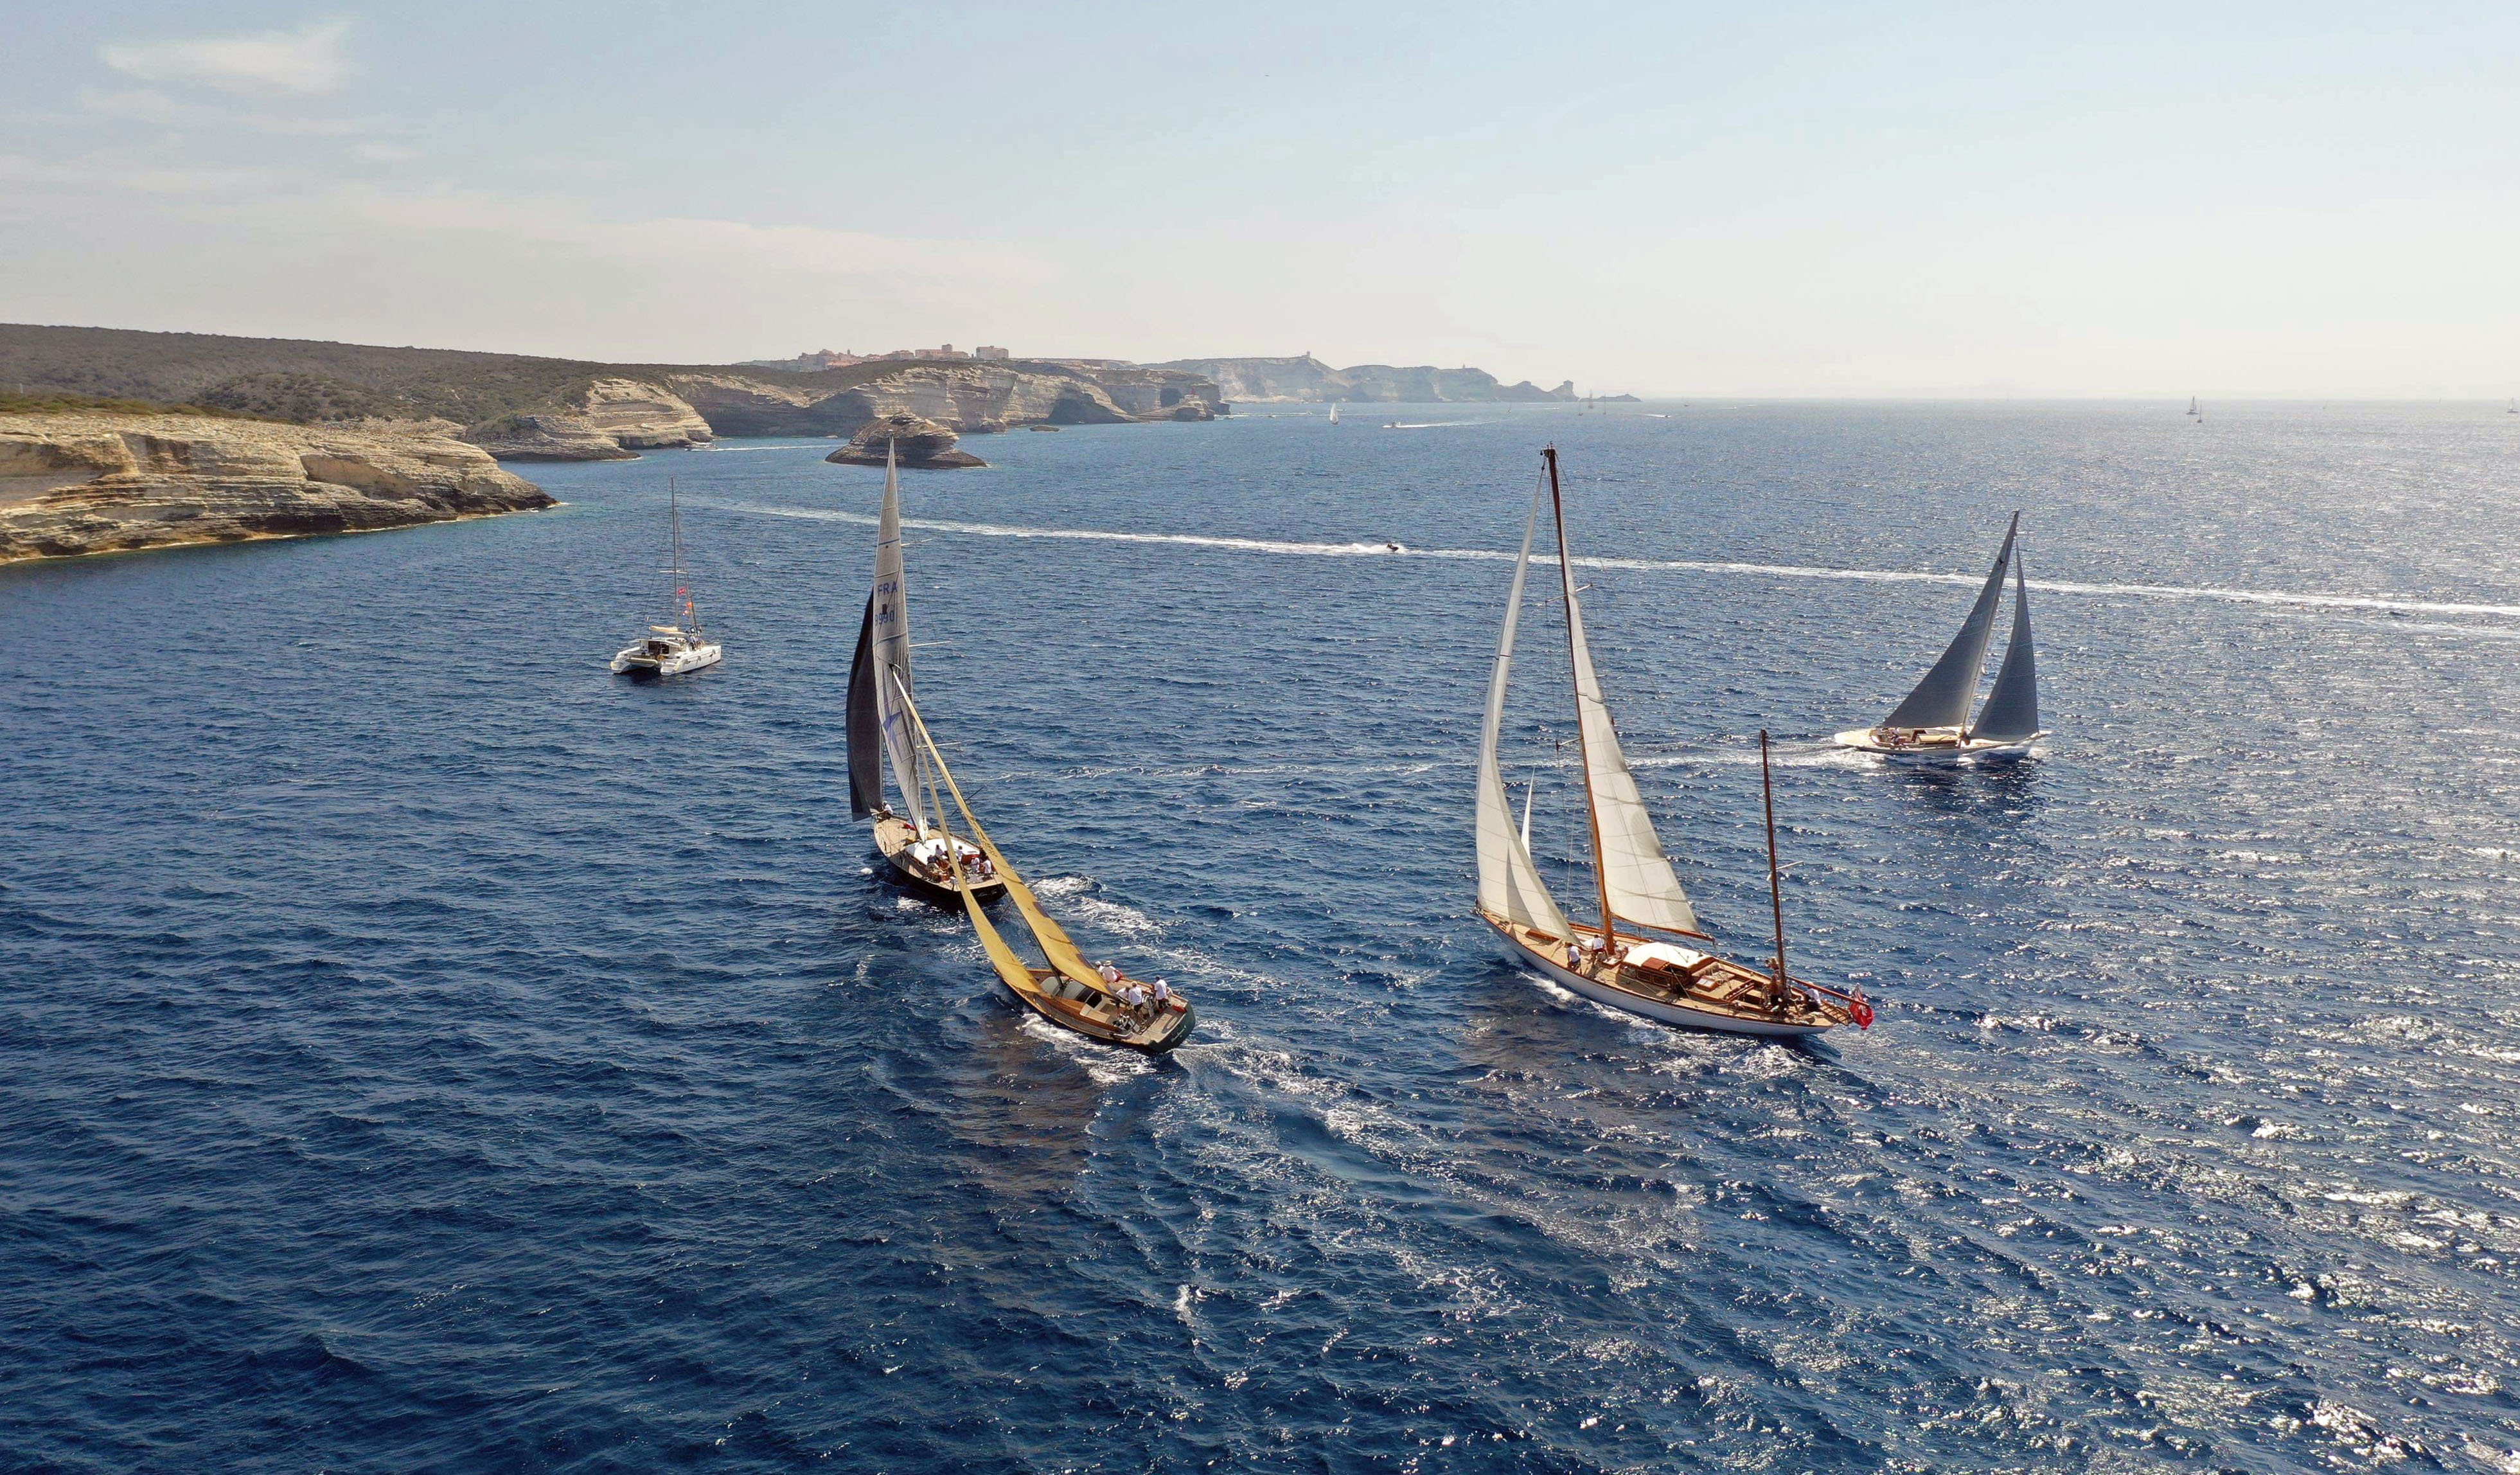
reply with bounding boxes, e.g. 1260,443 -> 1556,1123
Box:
5,402 -> 2518,1472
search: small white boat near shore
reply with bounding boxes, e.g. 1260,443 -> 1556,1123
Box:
611,483 -> 722,677
1834,515 -> 2043,764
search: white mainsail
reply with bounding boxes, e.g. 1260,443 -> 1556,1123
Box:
1559,573 -> 1702,936
1968,550 -> 2041,743
871,442 -> 927,832
1881,513 -> 2018,732
1476,476 -> 1574,940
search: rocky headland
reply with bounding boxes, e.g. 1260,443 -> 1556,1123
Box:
1149,355 -> 1575,404
0,410 -> 553,564
824,412 -> 986,469
0,326 -> 1596,465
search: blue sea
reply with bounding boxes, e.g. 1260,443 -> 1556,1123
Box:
5,402 -> 2518,1472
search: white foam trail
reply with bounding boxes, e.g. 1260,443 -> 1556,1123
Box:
702,499 -> 2520,621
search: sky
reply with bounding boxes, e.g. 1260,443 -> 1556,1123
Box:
2,2 -> 2515,397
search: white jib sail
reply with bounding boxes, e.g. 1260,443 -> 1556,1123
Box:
1969,550 -> 2041,743
1882,513 -> 2018,732
871,442 -> 927,832
1557,535 -> 1701,937
1476,476 -> 1573,942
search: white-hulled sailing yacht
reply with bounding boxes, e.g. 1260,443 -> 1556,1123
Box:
1329,401 -> 1342,424
1834,515 -> 2044,763
610,480 -> 723,676
844,441 -> 1005,902
1475,447 -> 1872,1038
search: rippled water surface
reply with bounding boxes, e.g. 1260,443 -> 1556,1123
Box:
6,402 -> 2519,1472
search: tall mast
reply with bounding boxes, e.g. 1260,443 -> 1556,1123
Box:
1545,446 -> 1617,960
1761,730 -> 1788,999
668,478 -> 686,629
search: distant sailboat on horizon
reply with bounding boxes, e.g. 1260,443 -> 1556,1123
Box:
2187,396 -> 2202,418
1328,401 -> 1342,424
1834,515 -> 2045,764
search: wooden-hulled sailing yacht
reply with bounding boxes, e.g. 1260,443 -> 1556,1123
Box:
844,442 -> 1005,902
898,686 -> 1196,1054
611,480 -> 723,676
1834,514 -> 2045,763
1476,448 -> 1872,1039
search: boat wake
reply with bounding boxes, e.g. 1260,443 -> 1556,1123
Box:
702,499 -> 2520,623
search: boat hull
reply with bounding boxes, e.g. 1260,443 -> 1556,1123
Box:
873,816 -> 1007,902
998,967 -> 1196,1055
612,642 -> 722,677
1832,727 -> 2040,765
1484,916 -> 1838,1037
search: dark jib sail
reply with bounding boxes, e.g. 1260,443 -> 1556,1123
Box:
846,593 -> 885,819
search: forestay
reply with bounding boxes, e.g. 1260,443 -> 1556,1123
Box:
1883,513 -> 2018,731
869,442 -> 927,832
1475,475 -> 1574,942
1554,503 -> 1701,938
1968,551 -> 2041,742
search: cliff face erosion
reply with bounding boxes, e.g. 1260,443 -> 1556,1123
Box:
0,411 -> 553,563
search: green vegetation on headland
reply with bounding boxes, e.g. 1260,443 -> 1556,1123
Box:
0,388 -> 281,421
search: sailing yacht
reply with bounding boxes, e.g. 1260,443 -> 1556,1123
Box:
2187,396 -> 2201,417
1476,448 -> 1872,1038
610,481 -> 722,677
844,442 -> 1006,902
896,689 -> 1196,1053
1834,515 -> 2044,763
1329,402 -> 1342,424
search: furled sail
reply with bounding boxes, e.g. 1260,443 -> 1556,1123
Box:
1561,577 -> 1702,936
1476,476 -> 1573,941
1882,512 -> 2018,731
845,594 -> 884,818
1968,551 -> 2041,743
869,442 -> 927,832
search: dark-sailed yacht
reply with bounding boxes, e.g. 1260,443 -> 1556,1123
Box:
1834,515 -> 2043,764
844,442 -> 1005,902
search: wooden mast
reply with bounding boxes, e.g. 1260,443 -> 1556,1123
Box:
1760,729 -> 1788,1001
1545,446 -> 1617,963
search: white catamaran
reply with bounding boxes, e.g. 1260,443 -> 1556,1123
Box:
844,442 -> 1006,901
1835,514 -> 2043,763
1475,447 -> 1872,1038
611,480 -> 722,677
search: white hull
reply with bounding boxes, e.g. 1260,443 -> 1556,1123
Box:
1489,921 -> 1832,1038
612,641 -> 722,676
1832,727 -> 2039,765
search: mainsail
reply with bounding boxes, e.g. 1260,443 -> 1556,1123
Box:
1550,456 -> 1700,938
1968,551 -> 2041,743
869,442 -> 926,832
1882,512 -> 2018,731
845,595 -> 884,818
1475,475 -> 1573,941
900,684 -> 1122,1001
